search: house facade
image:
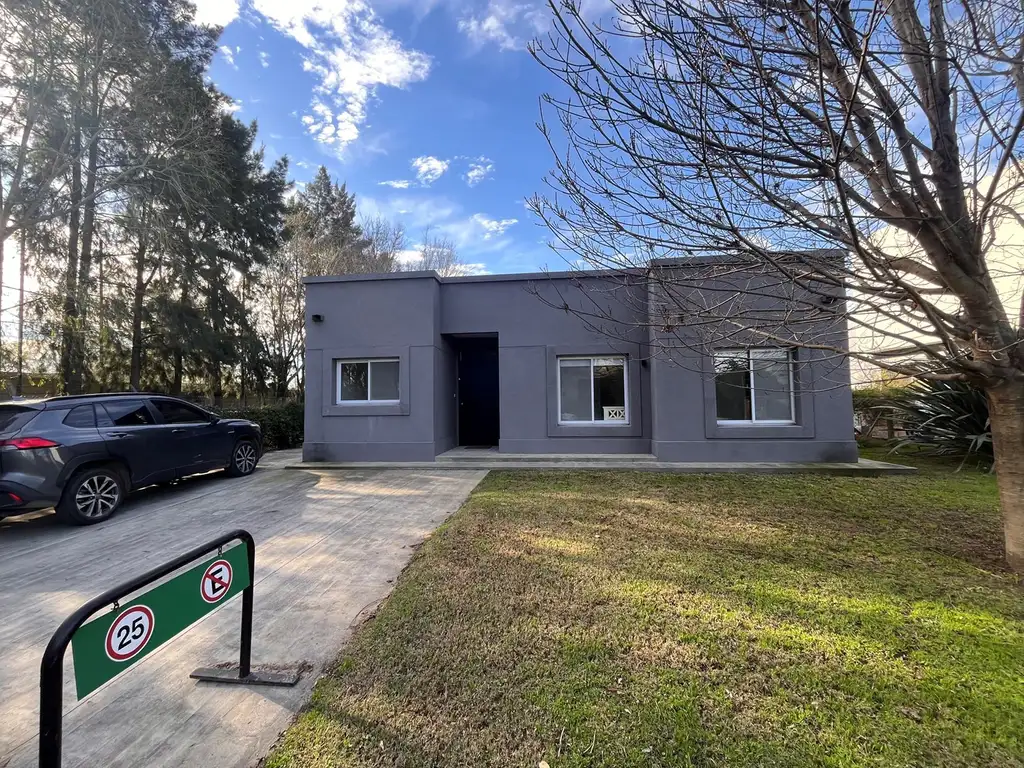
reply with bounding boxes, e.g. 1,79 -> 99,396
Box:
302,259 -> 857,463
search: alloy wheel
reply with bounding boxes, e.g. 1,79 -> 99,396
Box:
235,443 -> 257,474
75,474 -> 121,519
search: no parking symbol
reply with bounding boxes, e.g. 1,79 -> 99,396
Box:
200,560 -> 233,603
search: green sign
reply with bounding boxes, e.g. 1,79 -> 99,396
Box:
70,543 -> 250,699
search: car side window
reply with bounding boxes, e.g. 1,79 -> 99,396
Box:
101,400 -> 155,427
62,404 -> 96,428
152,399 -> 209,424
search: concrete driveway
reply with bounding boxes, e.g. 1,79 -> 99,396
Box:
0,451 -> 486,768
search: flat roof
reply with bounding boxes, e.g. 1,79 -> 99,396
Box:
301,251 -> 846,286
302,266 -> 645,286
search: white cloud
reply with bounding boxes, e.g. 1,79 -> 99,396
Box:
359,194 -> 520,267
259,51 -> 271,68
379,179 -> 413,189
192,0 -> 240,27
456,0 -> 612,53
412,156 -> 449,185
472,213 -> 518,239
458,1 -> 549,52
465,158 -> 494,186
221,98 -> 243,114
395,249 -> 423,265
253,0 -> 431,152
358,195 -> 461,230
218,45 -> 238,69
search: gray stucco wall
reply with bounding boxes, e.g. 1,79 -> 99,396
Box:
303,265 -> 856,463
303,276 -> 440,461
441,276 -> 652,454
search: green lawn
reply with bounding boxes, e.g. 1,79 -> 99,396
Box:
266,452 -> 1023,768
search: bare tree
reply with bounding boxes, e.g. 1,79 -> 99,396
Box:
530,0 -> 1024,567
255,234 -> 305,397
361,214 -> 407,273
411,227 -> 472,277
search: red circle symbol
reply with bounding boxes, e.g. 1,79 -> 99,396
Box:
201,559 -> 233,603
104,605 -> 155,662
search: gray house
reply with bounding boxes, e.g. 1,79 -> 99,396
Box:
302,258 -> 857,463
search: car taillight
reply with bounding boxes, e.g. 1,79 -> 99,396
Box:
0,437 -> 60,449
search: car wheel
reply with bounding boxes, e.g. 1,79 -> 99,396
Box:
56,467 -> 125,525
227,439 -> 259,477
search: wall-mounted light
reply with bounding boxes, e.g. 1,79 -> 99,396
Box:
312,314 -> 324,323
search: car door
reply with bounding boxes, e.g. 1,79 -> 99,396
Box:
148,398 -> 216,475
97,399 -> 175,486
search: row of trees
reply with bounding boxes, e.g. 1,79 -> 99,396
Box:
0,0 -> 465,403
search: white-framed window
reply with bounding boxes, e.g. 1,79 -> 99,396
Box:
336,359 -> 400,404
557,356 -> 628,425
714,348 -> 795,424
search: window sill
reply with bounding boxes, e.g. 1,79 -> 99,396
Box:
707,421 -> 812,439
557,421 -> 630,427
322,402 -> 407,417
716,420 -> 796,426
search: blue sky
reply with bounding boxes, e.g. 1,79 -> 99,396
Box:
193,0 -> 602,275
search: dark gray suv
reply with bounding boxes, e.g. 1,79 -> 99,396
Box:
0,394 -> 262,525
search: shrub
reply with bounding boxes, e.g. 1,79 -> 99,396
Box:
219,400 -> 304,451
887,379 -> 992,465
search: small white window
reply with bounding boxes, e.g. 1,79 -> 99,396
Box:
336,359 -> 400,404
714,348 -> 795,423
557,356 -> 628,424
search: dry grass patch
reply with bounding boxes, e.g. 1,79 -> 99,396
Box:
266,460 -> 1024,768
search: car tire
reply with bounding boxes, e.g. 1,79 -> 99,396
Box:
227,439 -> 259,477
56,466 -> 125,525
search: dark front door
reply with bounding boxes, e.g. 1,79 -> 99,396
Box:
458,340 -> 499,447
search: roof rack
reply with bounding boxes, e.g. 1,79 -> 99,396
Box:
42,392 -> 158,403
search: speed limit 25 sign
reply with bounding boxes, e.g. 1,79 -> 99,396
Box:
104,605 -> 155,661
70,545 -> 250,700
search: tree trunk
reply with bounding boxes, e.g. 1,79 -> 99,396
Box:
172,272 -> 187,396
987,380 -> 1024,571
172,244 -> 193,396
60,113 -> 83,394
210,278 -> 223,407
129,239 -> 147,390
72,83 -> 101,392
17,228 -> 25,396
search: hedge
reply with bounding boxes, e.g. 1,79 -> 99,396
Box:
218,400 -> 304,451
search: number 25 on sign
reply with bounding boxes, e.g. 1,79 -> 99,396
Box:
104,606 -> 155,661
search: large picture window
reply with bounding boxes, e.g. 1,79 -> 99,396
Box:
558,356 -> 628,424
336,359 -> 400,404
714,349 -> 795,423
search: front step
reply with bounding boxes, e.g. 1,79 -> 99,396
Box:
436,450 -> 659,464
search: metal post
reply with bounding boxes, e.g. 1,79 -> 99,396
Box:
39,633 -> 68,768
239,534 -> 255,679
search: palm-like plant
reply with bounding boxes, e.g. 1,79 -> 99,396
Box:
887,380 -> 992,468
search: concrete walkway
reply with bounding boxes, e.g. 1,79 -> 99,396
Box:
0,452 -> 486,768
289,450 -> 915,476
